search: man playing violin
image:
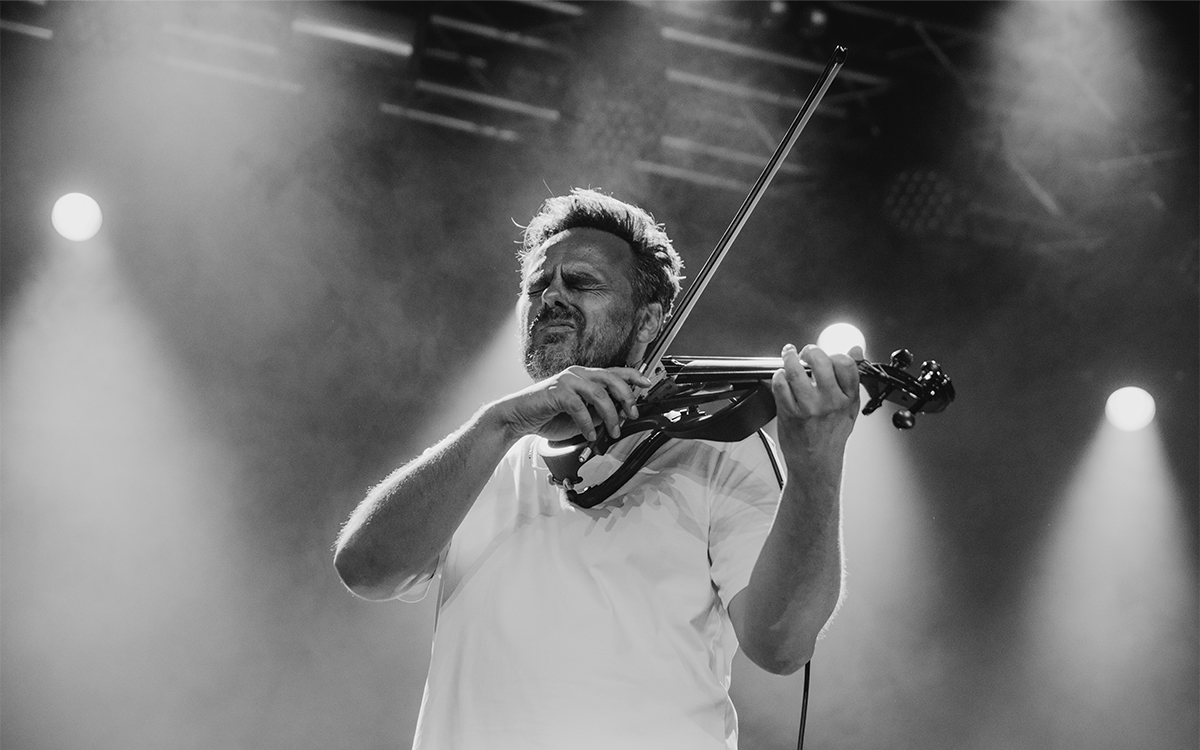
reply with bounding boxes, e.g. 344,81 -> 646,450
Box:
334,188 -> 863,750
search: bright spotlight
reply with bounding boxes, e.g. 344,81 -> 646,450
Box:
817,322 -> 866,356
1105,386 -> 1155,431
51,193 -> 103,242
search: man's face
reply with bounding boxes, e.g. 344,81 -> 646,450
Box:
519,227 -> 643,380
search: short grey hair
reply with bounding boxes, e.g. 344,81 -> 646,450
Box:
519,188 -> 684,315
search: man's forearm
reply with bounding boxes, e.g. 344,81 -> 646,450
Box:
334,364 -> 650,600
730,462 -> 845,675
334,405 -> 517,600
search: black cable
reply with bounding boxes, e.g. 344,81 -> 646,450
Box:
796,660 -> 811,750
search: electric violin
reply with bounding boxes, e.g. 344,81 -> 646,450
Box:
540,46 -> 956,507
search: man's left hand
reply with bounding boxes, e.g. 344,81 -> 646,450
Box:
771,344 -> 861,472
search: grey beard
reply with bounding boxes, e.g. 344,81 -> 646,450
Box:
522,312 -> 641,381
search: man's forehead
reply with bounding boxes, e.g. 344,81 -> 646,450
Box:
523,227 -> 633,276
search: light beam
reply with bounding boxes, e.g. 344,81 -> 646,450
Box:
1019,420 -> 1196,749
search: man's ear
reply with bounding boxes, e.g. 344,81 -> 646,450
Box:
635,302 -> 664,344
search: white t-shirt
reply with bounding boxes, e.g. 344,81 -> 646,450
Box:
396,431 -> 783,750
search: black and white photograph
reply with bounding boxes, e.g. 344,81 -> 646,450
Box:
2,2 -> 1196,749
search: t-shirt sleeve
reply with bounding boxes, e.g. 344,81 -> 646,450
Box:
707,432 -> 785,610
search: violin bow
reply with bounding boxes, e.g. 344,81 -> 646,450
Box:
640,45 -> 847,382
541,46 -> 851,489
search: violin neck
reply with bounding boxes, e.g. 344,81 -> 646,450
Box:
662,355 -> 869,383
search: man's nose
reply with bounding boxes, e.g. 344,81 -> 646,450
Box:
541,276 -> 569,307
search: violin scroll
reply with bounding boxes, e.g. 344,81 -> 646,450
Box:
859,349 -> 955,429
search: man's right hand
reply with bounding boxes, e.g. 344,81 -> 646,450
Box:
488,366 -> 652,443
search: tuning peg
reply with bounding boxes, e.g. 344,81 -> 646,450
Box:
892,409 -> 916,429
890,349 -> 914,368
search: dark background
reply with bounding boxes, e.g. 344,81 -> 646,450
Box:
2,3 -> 1196,749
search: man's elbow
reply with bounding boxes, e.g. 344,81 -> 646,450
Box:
333,544 -> 400,601
740,638 -> 815,676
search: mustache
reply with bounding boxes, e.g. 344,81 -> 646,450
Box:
530,306 -> 583,332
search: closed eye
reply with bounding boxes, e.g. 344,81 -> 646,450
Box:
523,270 -> 605,295
561,270 -> 604,290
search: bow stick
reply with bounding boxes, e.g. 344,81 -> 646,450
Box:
640,45 -> 848,384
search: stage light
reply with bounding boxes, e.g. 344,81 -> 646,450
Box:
1105,386 -> 1155,431
800,6 -> 829,39
817,322 -> 866,356
51,192 -> 103,241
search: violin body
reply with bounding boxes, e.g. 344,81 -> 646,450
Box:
543,350 -> 955,507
